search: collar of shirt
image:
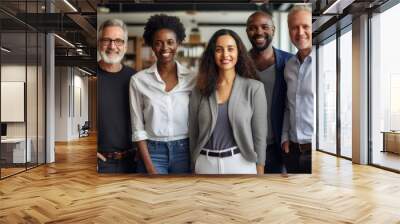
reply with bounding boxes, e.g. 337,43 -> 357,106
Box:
145,61 -> 191,84
295,53 -> 312,65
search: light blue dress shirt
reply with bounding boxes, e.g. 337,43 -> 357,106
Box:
281,54 -> 314,144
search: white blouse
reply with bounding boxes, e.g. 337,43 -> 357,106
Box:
129,62 -> 196,142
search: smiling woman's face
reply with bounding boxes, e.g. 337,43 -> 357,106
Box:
152,28 -> 178,64
214,34 -> 238,73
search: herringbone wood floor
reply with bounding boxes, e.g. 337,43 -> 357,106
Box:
1,135 -> 400,224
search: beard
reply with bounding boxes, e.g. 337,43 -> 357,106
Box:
251,34 -> 273,52
99,49 -> 125,64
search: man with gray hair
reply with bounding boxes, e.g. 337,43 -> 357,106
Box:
97,19 -> 136,173
281,5 -> 313,173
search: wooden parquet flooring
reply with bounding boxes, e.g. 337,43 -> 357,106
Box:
1,167 -> 26,178
1,135 -> 400,223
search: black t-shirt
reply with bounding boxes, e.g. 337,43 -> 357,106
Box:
97,65 -> 136,152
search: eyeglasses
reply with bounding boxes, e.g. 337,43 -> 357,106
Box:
100,38 -> 125,46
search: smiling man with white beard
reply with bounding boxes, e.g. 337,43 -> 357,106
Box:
246,11 -> 293,174
97,19 -> 137,173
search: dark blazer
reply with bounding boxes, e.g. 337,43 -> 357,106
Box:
270,47 -> 293,151
189,75 -> 267,167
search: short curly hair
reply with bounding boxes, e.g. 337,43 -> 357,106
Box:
143,14 -> 186,46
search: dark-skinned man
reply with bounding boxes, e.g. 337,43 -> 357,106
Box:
246,11 -> 293,173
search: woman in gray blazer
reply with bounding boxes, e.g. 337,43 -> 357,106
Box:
189,29 -> 267,174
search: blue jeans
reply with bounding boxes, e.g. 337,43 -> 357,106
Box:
137,138 -> 190,174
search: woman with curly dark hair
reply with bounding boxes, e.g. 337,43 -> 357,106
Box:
189,29 -> 267,174
129,14 -> 196,174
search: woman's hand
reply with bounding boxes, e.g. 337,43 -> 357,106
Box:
136,140 -> 158,175
147,167 -> 158,175
256,165 -> 264,175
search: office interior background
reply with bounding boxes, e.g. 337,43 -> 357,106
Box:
97,4 -> 298,72
0,0 -> 96,179
0,0 -> 399,222
1,0 -> 399,179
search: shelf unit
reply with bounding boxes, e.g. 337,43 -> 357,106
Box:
177,42 -> 206,72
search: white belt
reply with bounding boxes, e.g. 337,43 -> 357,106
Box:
148,134 -> 188,142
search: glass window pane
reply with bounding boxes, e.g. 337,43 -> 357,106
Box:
371,3 -> 400,171
340,29 -> 352,158
318,37 -> 337,154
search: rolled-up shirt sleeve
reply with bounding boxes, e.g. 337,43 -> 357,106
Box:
129,76 -> 148,142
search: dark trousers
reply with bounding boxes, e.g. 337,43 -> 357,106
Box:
97,151 -> 136,173
283,142 -> 311,174
264,143 -> 284,173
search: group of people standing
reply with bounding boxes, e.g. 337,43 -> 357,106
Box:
97,5 -> 313,175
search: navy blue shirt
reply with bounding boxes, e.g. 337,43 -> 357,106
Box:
269,48 -> 293,150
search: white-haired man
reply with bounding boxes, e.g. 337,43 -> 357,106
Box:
97,19 -> 136,173
281,6 -> 313,173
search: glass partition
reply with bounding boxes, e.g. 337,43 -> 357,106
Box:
1,31 -> 28,177
0,0 -> 46,179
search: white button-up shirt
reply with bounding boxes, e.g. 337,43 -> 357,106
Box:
129,62 -> 196,142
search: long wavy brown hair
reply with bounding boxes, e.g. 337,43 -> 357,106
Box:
196,29 -> 258,97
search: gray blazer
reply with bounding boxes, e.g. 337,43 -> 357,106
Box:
189,75 -> 267,167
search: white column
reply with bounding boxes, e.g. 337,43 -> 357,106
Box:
46,0 -> 55,163
46,33 -> 55,163
352,14 -> 369,164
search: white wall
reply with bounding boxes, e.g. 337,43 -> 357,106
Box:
72,72 -> 89,138
55,67 -> 89,141
1,65 -> 26,81
55,66 -> 69,141
1,65 -> 26,141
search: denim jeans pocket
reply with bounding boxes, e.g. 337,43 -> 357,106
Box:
147,140 -> 157,153
177,139 -> 189,152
